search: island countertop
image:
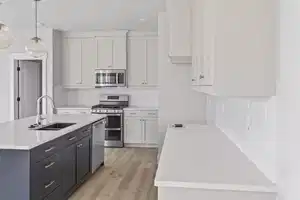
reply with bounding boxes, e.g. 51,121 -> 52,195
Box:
0,114 -> 106,150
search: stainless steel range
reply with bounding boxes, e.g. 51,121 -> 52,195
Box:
91,95 -> 129,148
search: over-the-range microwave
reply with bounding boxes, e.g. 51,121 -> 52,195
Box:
95,69 -> 126,88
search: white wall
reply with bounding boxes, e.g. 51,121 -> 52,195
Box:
277,0 -> 300,199
206,96 -> 276,183
158,13 -> 207,133
57,88 -> 159,107
0,28 -> 54,122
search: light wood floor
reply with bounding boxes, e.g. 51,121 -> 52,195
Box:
69,148 -> 158,200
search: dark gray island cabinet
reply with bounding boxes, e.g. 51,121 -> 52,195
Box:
0,124 -> 95,200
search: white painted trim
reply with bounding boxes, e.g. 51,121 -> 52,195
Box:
128,31 -> 158,37
10,53 -> 48,121
63,30 -> 128,38
154,181 -> 277,193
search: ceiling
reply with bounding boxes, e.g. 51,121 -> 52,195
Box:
0,0 -> 165,31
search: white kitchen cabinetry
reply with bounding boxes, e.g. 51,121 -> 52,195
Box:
166,0 -> 192,64
191,0 -> 277,97
62,38 -> 97,88
128,36 -> 158,87
96,37 -> 127,70
124,109 -> 158,147
124,118 -> 143,144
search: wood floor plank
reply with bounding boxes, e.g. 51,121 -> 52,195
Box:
69,148 -> 158,200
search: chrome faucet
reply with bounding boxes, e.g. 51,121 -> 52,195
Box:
36,95 -> 56,125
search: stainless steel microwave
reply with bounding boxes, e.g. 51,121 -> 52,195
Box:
95,69 -> 126,88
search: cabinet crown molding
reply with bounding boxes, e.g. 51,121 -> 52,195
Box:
63,30 -> 129,38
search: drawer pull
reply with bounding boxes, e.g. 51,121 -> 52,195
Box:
44,146 -> 55,153
77,144 -> 83,148
45,180 -> 55,189
148,113 -> 156,115
45,162 -> 55,169
68,136 -> 77,141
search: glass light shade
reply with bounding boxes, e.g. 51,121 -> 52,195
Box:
0,23 -> 13,49
25,37 -> 46,58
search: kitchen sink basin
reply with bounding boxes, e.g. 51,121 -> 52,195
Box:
36,123 -> 76,131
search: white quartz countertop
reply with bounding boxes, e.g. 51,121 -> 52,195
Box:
0,114 -> 106,150
155,125 -> 277,193
124,106 -> 158,111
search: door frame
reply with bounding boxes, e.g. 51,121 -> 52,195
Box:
9,53 -> 48,120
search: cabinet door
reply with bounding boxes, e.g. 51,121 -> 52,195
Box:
62,38 -> 82,86
201,0 -> 215,85
76,136 -> 91,183
61,143 -> 76,196
124,118 -> 143,144
81,38 -> 97,87
166,0 -> 192,61
97,38 -> 113,69
128,38 -> 147,86
144,119 -> 158,144
146,38 -> 158,86
191,0 -> 204,86
113,37 -> 127,69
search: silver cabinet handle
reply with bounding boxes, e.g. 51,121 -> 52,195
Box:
45,180 -> 55,189
199,75 -> 205,79
77,144 -> 83,148
45,162 -> 55,169
45,146 -> 55,153
68,136 -> 77,141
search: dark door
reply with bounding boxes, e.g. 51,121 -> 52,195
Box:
76,137 -> 91,183
61,144 -> 76,196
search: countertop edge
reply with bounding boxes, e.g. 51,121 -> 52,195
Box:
0,115 -> 106,151
154,181 -> 277,193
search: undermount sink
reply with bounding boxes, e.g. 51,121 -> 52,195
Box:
36,123 -> 76,131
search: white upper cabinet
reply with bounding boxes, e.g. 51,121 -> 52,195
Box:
62,38 -> 83,87
191,0 -> 277,97
96,37 -> 127,70
81,38 -> 97,87
62,38 -> 97,88
166,0 -> 192,64
96,38 -> 113,69
128,35 -> 158,87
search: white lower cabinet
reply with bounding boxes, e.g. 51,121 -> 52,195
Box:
56,108 -> 91,115
124,118 -> 143,144
144,119 -> 158,144
124,109 -> 158,147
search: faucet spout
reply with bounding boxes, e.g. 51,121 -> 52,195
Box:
36,95 -> 56,125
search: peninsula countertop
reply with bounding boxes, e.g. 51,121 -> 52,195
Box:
0,114 -> 106,150
155,125 -> 277,193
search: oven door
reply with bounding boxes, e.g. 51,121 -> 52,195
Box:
95,70 -> 126,87
105,114 -> 123,142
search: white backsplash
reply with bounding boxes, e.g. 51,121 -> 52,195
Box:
207,96 -> 276,183
55,87 -> 159,107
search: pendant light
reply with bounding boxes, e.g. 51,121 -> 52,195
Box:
25,0 -> 46,58
0,2 -> 13,49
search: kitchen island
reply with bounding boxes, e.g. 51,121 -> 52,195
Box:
0,114 -> 106,200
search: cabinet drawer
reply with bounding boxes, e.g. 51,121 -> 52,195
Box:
31,154 -> 62,200
31,139 -> 62,163
43,186 -> 62,200
141,111 -> 158,118
124,110 -> 140,117
62,131 -> 80,146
